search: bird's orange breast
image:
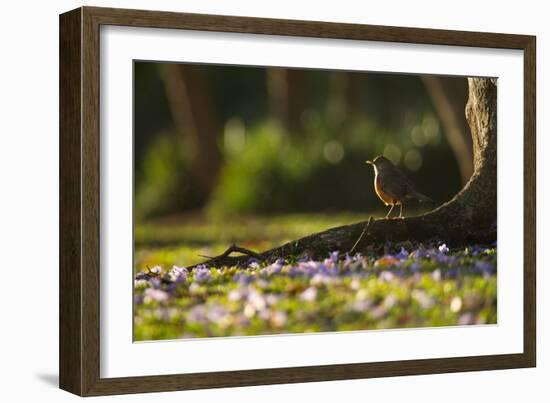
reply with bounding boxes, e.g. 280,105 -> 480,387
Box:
374,176 -> 396,205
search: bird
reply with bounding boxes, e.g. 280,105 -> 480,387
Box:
366,155 -> 433,218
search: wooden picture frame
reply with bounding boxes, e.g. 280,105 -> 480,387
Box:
59,6 -> 536,396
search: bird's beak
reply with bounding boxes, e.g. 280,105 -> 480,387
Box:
366,160 -> 373,165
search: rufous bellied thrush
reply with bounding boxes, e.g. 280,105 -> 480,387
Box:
366,155 -> 433,218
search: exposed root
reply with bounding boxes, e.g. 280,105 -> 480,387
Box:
189,243 -> 262,270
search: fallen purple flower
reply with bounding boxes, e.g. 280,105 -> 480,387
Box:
408,261 -> 421,273
194,266 -> 211,283
260,259 -> 283,276
458,312 -> 475,325
379,271 -> 395,282
169,265 -> 188,283
144,288 -> 170,303
233,272 -> 255,284
248,260 -> 261,270
394,247 -> 409,260
475,260 -> 495,277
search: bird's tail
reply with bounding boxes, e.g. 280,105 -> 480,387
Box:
413,191 -> 433,203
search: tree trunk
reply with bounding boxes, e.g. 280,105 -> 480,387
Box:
191,78 -> 497,269
421,76 -> 474,184
161,64 -> 222,201
327,72 -> 361,124
267,68 -> 306,133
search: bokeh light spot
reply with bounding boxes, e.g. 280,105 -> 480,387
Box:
323,140 -> 345,164
411,125 -> 428,146
422,115 -> 441,145
224,118 -> 246,154
404,149 -> 423,171
383,144 -> 402,165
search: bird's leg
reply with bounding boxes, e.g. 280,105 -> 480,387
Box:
398,203 -> 403,218
385,204 -> 395,218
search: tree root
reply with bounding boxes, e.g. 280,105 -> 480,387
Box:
189,243 -> 263,270
199,243 -> 263,260
186,210 -> 495,270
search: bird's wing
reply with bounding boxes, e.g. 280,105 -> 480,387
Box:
379,169 -> 410,199
387,165 -> 431,201
393,165 -> 415,188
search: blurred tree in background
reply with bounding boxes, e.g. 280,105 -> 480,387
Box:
134,62 -> 470,221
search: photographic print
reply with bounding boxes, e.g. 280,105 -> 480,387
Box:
132,62 -> 497,341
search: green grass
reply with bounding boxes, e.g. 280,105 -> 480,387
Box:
134,214 -> 497,341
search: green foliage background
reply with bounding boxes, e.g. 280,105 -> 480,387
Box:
134,63 -> 463,220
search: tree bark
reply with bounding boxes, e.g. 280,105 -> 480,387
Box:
190,78 -> 497,269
